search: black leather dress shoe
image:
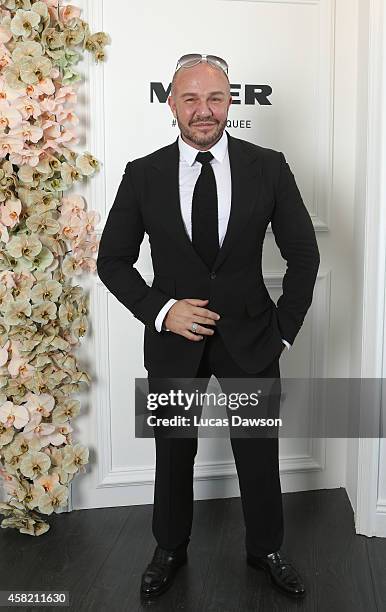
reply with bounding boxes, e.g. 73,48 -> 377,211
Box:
140,545 -> 187,599
247,550 -> 306,598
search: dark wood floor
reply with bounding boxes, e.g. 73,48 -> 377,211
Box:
0,488 -> 385,611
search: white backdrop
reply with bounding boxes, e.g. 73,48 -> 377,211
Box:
69,0 -> 363,522
1,0 -> 384,538
105,0 -> 330,231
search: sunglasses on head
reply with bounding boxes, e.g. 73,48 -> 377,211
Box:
175,53 -> 229,75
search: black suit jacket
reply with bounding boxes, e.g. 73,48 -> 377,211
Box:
97,132 -> 320,376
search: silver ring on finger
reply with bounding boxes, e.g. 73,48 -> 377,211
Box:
191,322 -> 198,333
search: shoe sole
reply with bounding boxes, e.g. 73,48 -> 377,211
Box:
246,558 -> 306,599
140,557 -> 187,600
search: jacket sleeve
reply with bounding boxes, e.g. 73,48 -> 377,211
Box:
96,161 -> 173,328
270,152 -> 320,345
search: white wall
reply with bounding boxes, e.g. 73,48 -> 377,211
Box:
3,1 -> 385,539
346,0 -> 386,536
70,0 -> 360,512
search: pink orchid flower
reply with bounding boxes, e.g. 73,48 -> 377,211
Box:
55,85 -> 78,106
43,0 -> 59,6
0,401 -> 30,429
43,121 -> 61,139
1,471 -> 22,496
25,83 -> 42,99
57,422 -> 73,437
59,5 -> 81,24
14,271 -> 35,285
22,411 -> 42,430
39,98 -> 57,114
8,342 -> 35,380
9,148 -> 41,167
78,210 -> 101,234
73,236 -> 99,257
0,221 -> 9,243
0,271 -> 16,288
8,356 -> 35,380
42,139 -> 62,153
36,78 -> 56,96
10,122 -> 44,144
35,472 -> 60,492
23,413 -> 66,448
0,133 -> 24,158
0,100 -> 23,130
0,44 -> 12,70
60,195 -> 85,216
73,240 -> 98,257
0,75 -> 23,104
56,107 -> 79,128
0,24 -> 12,45
72,243 -> 98,272
24,392 -> 55,419
59,213 -> 83,240
28,426 -> 67,447
26,78 -> 55,98
0,340 -> 10,367
22,412 -> 66,447
56,127 -> 78,145
0,197 -> 22,228
14,96 -> 42,120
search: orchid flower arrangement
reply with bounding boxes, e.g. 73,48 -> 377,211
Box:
0,0 -> 109,535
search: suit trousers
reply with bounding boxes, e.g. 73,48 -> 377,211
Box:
148,329 -> 284,557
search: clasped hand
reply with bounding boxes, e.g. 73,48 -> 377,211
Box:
164,299 -> 220,341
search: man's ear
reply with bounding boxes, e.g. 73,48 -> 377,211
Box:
167,96 -> 176,117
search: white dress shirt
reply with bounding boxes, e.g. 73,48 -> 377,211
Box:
154,131 -> 291,350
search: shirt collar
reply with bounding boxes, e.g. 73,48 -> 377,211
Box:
178,130 -> 228,166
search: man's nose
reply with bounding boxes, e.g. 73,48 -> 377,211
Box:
196,101 -> 213,116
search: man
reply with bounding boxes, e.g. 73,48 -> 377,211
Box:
97,53 -> 320,601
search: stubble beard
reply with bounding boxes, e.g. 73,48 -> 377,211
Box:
177,115 -> 228,148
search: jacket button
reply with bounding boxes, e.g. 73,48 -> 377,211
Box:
210,272 -> 216,280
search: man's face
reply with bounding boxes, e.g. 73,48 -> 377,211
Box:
168,62 -> 232,149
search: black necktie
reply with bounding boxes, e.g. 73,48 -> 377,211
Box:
191,151 -> 219,270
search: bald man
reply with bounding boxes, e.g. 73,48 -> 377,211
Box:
97,54 -> 319,601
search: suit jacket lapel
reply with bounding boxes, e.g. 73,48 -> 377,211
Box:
150,139 -> 208,271
212,131 -> 263,272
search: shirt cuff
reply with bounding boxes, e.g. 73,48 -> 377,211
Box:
155,299 -> 177,332
282,338 -> 291,350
